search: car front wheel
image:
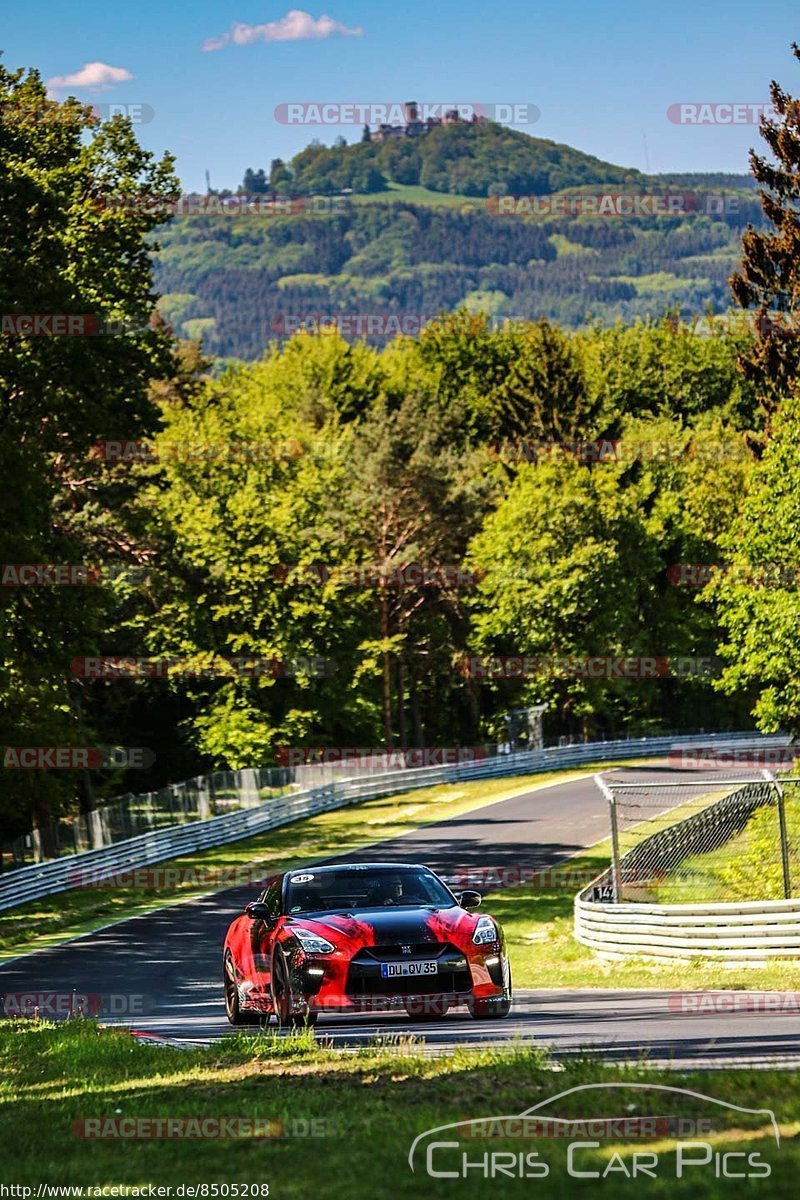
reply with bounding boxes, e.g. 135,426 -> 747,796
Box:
272,952 -> 318,1028
469,996 -> 511,1019
224,952 -> 263,1026
469,969 -> 512,1020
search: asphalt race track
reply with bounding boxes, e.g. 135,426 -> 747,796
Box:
3,763 -> 799,1068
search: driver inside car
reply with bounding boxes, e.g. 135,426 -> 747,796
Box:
366,876 -> 404,905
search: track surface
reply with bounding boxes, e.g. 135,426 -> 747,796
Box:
3,763 -> 799,1066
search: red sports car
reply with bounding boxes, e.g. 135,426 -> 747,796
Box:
223,862 -> 512,1025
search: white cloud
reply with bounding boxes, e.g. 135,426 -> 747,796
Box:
46,62 -> 134,97
202,10 -> 364,52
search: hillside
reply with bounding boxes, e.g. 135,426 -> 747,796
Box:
153,189 -> 764,359
266,120 -> 647,198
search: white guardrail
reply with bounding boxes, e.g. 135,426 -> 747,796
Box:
574,735 -> 800,963
0,730 -> 782,914
574,896 -> 800,962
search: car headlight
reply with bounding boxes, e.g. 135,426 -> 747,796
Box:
472,915 -> 498,945
292,927 -> 335,954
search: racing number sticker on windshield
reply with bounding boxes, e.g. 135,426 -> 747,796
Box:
291,873 -> 315,883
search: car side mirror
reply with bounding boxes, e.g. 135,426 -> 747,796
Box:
458,889 -> 482,911
245,901 -> 273,922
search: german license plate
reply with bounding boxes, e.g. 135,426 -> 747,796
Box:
380,960 -> 438,978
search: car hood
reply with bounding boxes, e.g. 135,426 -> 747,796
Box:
287,906 -> 472,946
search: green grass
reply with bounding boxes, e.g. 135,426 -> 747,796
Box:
349,182 -> 481,208
1,1020 -> 797,1195
0,762 -> 637,963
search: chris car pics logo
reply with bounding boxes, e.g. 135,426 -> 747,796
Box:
408,1083 -> 779,1180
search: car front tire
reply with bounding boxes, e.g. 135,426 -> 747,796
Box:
224,951 -> 263,1026
469,968 -> 512,1020
469,996 -> 512,1019
272,952 -> 318,1028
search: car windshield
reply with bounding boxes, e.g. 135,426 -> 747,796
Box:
284,867 -> 455,914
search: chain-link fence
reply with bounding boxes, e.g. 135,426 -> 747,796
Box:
1,748 -> 504,871
596,773 -> 800,903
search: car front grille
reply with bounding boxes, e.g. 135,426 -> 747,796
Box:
361,943 -> 449,961
346,942 -> 472,998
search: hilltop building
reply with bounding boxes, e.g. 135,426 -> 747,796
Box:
373,101 -> 487,142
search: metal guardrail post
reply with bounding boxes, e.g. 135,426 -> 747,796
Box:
775,781 -> 792,900
759,768 -> 792,901
594,773 -> 622,901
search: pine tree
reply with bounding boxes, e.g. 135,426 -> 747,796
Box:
731,43 -> 800,419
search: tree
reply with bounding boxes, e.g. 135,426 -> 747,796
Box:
0,62 -> 178,850
467,463 -> 658,739
709,391 -> 800,732
269,158 -> 293,193
490,319 -> 601,443
731,43 -> 800,419
335,392 -> 489,747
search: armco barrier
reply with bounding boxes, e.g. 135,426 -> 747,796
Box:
0,731 -> 784,914
574,893 -> 800,961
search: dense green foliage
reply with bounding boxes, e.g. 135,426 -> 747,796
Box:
0,63 -> 180,849
67,318 -> 757,804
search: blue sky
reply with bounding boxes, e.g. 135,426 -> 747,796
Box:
3,1 -> 800,189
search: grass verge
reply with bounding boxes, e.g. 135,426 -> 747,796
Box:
0,1020 -> 796,1195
